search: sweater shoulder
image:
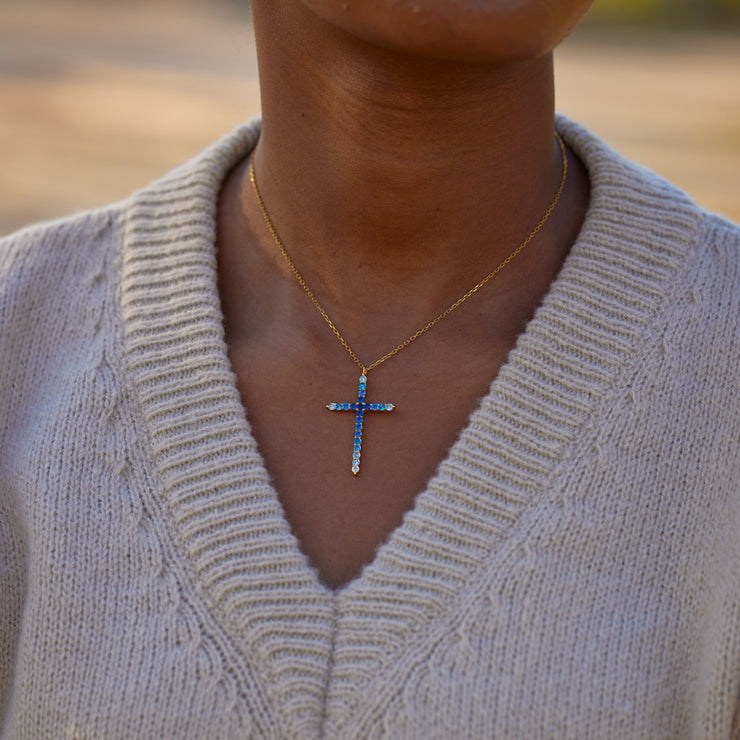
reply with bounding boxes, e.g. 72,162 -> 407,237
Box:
560,116 -> 740,321
0,204 -> 127,389
696,209 -> 740,266
0,203 -> 127,296
684,209 -> 740,320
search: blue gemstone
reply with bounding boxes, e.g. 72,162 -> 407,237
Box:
359,375 -> 367,384
350,403 -> 357,410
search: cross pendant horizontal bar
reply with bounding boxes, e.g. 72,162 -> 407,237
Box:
326,373 -> 394,475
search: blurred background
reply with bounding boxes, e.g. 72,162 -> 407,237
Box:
0,0 -> 738,235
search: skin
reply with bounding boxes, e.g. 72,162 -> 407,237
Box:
217,0 -> 594,588
300,0 -> 593,63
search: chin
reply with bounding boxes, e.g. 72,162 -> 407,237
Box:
298,0 -> 594,65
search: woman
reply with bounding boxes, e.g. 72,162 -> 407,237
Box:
1,1 -> 738,737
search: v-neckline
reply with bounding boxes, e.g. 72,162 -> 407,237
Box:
120,116 -> 700,735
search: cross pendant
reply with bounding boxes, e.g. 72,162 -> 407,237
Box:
326,373 -> 395,475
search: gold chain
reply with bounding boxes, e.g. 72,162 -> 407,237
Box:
249,133 -> 567,375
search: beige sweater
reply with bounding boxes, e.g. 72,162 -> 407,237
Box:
1,118 -> 739,739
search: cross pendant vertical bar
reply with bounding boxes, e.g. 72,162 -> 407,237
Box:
326,373 -> 395,475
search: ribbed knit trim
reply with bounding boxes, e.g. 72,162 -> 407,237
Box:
121,121 -> 334,736
120,117 -> 703,734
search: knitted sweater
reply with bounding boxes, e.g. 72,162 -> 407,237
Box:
1,117 -> 739,739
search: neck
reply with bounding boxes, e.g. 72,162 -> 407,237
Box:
244,1 -> 568,326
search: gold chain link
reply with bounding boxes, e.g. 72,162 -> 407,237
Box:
249,133 -> 567,375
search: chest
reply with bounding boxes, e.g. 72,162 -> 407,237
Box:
227,332 -> 514,588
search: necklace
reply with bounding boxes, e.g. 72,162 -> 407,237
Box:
249,134 -> 568,475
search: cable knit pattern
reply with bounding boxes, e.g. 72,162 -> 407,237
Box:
1,118 -> 739,739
